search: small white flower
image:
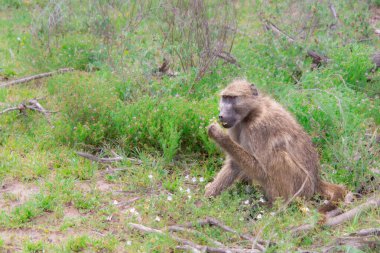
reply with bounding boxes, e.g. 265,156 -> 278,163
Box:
187,195 -> 192,199
192,177 -> 197,183
155,216 -> 161,222
244,200 -> 249,205
259,197 -> 266,203
129,208 -> 136,214
148,174 -> 153,179
113,200 -> 118,205
199,177 -> 204,182
167,195 -> 173,201
126,240 -> 132,246
17,37 -> 21,41
185,175 -> 190,180
186,188 -> 191,194
179,187 -> 184,192
300,206 -> 310,213
256,214 -> 262,220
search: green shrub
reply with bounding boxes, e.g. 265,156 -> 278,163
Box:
50,73 -> 218,161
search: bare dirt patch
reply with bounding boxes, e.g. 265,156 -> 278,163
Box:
0,181 -> 39,211
64,205 -> 82,219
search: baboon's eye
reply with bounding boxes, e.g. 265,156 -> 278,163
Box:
222,95 -> 236,102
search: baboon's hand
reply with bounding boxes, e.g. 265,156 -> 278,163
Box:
207,123 -> 226,141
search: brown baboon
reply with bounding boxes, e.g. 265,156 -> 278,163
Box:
206,79 -> 346,205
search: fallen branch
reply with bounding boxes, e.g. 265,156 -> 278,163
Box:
263,20 -> 295,43
0,98 -> 54,124
77,151 -> 142,165
179,217 -> 266,251
182,217 -> 254,242
0,68 -> 74,88
262,19 -> 330,69
76,151 -> 123,163
350,228 -> 380,237
307,50 -> 330,68
328,3 -> 338,21
325,196 -> 380,226
128,223 -> 262,253
168,225 -> 225,248
215,51 -> 240,67
321,235 -> 380,252
291,195 -> 380,234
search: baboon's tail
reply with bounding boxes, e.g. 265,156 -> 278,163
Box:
317,180 -> 347,213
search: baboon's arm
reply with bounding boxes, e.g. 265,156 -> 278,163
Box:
205,158 -> 240,197
208,123 -> 266,182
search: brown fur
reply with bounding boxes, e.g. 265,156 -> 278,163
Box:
206,79 -> 346,205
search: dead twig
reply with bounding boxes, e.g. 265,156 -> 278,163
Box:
0,98 -> 54,125
329,3 -> 338,21
263,20 -> 295,43
179,217 -> 266,251
116,197 -> 141,208
320,235 -> 380,252
76,151 -> 123,163
128,223 -> 262,253
76,151 -> 142,165
350,228 -> 380,237
168,225 -> 225,248
307,50 -> 330,68
0,68 -> 74,88
215,51 -> 240,67
291,195 -> 380,234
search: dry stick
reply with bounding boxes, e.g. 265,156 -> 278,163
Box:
291,195 -> 380,234
0,98 -> 54,125
350,228 -> 380,237
168,225 -> 225,248
328,3 -> 338,21
129,223 -> 261,253
263,20 -> 329,66
263,20 -> 295,43
176,245 -> 202,253
76,151 -> 142,165
325,196 -> 380,226
0,68 -> 74,88
76,151 -> 123,163
180,217 -> 266,251
321,235 -> 380,252
215,51 -> 240,67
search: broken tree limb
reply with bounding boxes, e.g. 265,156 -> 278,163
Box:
321,235 -> 380,252
215,51 -> 240,67
350,228 -> 380,237
0,68 -> 74,88
179,217 -> 266,252
128,223 -> 262,253
76,151 -> 123,163
291,195 -> 380,234
0,98 -> 54,125
325,196 -> 380,226
168,225 -> 225,248
307,50 -> 330,68
263,20 -> 295,43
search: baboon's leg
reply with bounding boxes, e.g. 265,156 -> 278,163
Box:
208,124 -> 266,182
205,158 -> 240,197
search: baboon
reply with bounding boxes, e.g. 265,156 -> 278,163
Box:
205,79 -> 346,205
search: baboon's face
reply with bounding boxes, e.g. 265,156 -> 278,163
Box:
218,96 -> 242,128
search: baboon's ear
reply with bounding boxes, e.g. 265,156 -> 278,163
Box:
250,84 -> 259,96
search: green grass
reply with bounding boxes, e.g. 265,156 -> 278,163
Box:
0,0 -> 379,252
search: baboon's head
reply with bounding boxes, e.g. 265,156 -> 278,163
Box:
218,80 -> 260,128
